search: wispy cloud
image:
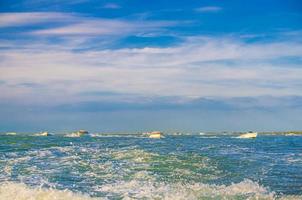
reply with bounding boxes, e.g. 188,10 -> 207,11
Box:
20,0 -> 90,7
103,3 -> 121,9
30,20 -> 176,36
1,35 -> 302,106
0,2 -> 301,131
1,13 -> 302,107
31,20 -> 133,36
0,12 -> 177,37
195,6 -> 222,13
0,12 -> 73,27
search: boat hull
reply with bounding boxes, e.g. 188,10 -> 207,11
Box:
149,134 -> 163,138
238,132 -> 257,139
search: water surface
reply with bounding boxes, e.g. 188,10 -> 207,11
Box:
0,133 -> 301,199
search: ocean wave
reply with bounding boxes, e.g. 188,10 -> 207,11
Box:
198,136 -> 219,138
1,179 -> 301,200
97,179 -> 277,199
4,132 -> 17,136
111,149 -> 159,163
1,136 -> 301,200
0,182 -> 97,200
64,133 -> 83,138
90,133 -> 142,138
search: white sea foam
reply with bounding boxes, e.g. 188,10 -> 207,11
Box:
1,140 -> 301,200
111,149 -> 159,163
5,132 -> 17,136
98,179 -> 276,200
1,180 -> 301,200
0,182 -> 98,200
198,136 -> 219,138
64,133 -> 82,137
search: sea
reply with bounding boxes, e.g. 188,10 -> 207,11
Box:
0,132 -> 301,199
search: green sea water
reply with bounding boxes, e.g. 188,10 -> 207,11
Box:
0,133 -> 301,199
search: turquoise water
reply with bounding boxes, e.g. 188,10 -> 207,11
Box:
0,133 -> 301,199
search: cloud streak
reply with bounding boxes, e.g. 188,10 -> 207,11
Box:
0,12 -> 178,37
0,5 -> 302,131
195,6 -> 222,13
1,35 -> 302,106
0,12 -> 73,27
30,20 -> 176,36
1,12 -> 302,109
103,3 -> 121,9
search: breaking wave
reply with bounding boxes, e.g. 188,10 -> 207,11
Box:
98,179 -> 275,200
1,134 -> 301,199
0,182 -> 96,200
1,180 -> 300,200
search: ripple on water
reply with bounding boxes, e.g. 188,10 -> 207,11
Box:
1,135 -> 301,199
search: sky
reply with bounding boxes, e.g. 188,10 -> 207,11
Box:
0,0 -> 302,133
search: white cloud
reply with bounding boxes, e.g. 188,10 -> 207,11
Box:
30,20 -> 176,36
1,35 -> 302,106
0,12 -> 177,37
1,13 -> 302,104
0,12 -> 74,27
195,6 -> 222,13
31,20 -> 132,36
22,0 -> 89,5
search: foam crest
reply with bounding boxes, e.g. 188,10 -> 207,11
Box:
64,133 -> 82,137
111,149 -> 158,163
0,182 -> 97,200
98,179 -> 275,200
0,180 -> 300,200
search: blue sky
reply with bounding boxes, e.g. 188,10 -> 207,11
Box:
0,0 -> 302,132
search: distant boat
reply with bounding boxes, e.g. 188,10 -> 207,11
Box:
6,132 -> 17,136
238,131 -> 257,139
285,132 -> 300,136
66,130 -> 89,137
77,130 -> 89,136
148,131 -> 164,139
35,131 -> 51,136
171,132 -> 182,136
